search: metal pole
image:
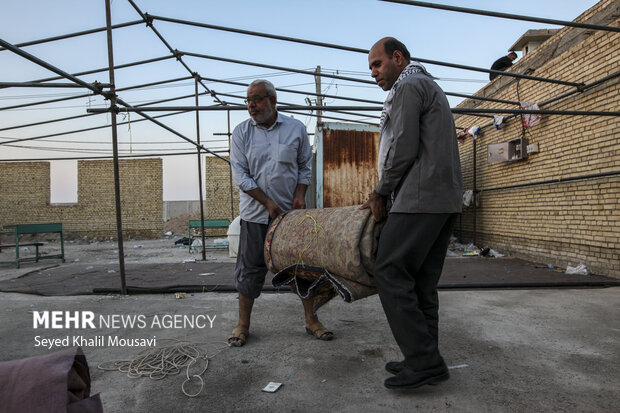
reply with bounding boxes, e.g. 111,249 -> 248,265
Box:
104,0 -> 127,295
0,82 -> 111,88
472,136 -> 477,246
379,0 -> 620,33
0,20 -> 143,51
1,55 -> 175,90
86,105 -> 620,117
195,77 -> 207,261
1,151 -> 231,163
125,0 -> 226,106
227,109 -> 234,222
146,15 -> 587,87
461,71 -> 620,134
315,66 -> 323,125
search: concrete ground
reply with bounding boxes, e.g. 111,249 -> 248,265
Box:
0,239 -> 619,412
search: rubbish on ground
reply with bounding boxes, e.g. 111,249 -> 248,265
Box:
174,237 -> 191,246
463,243 -> 480,256
262,382 -> 282,393
107,269 -> 116,273
480,247 -> 490,256
565,263 -> 589,275
86,266 -> 94,270
448,364 -> 469,370
488,249 -> 505,258
463,250 -> 479,256
20,247 -> 29,251
199,273 -> 215,276
183,257 -> 196,263
73,258 -> 80,262
133,245 -> 142,249
547,264 -> 555,269
241,360 -> 249,364
175,293 -> 185,299
164,231 -> 173,236
446,250 -> 460,257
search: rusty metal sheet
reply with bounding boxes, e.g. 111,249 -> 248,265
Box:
319,123 -> 380,207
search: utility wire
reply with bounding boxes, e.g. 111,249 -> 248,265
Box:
199,76 -> 384,105
0,111 -> 187,145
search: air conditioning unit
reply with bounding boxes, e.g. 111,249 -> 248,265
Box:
487,136 -> 529,163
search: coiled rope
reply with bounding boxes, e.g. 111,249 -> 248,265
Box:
97,338 -> 229,397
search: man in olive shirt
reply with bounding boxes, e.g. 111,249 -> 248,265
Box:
362,37 -> 462,389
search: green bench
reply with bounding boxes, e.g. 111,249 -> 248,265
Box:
188,219 -> 230,252
0,223 -> 65,268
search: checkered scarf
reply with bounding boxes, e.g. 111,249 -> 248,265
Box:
379,61 -> 430,130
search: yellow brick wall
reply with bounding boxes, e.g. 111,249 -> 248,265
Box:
203,155 -> 239,236
0,159 -> 163,239
455,0 -> 619,277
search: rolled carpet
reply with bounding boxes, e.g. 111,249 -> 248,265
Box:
265,206 -> 382,309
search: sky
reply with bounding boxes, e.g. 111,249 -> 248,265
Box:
0,0 -> 601,201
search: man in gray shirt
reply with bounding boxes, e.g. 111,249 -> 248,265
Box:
362,37 -> 462,389
228,79 -> 333,346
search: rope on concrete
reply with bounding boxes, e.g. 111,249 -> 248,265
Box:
97,338 -> 229,397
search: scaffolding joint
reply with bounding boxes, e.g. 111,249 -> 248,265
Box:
143,13 -> 154,28
92,81 -> 111,92
101,91 -> 117,101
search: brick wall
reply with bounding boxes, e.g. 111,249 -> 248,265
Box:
204,155 -> 239,236
454,0 -> 619,277
0,159 -> 163,239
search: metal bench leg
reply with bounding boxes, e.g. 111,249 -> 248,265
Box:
60,231 -> 65,263
15,233 -> 20,269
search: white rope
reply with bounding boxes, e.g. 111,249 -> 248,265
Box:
97,339 -> 229,398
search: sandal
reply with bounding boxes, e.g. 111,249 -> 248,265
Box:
228,326 -> 249,347
305,321 -> 334,341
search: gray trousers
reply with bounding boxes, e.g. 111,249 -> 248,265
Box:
234,219 -> 269,299
373,212 -> 456,371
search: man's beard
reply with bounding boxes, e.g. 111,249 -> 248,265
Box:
252,104 -> 275,124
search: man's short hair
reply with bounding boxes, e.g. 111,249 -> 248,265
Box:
508,51 -> 517,58
383,38 -> 411,62
248,79 -> 277,99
